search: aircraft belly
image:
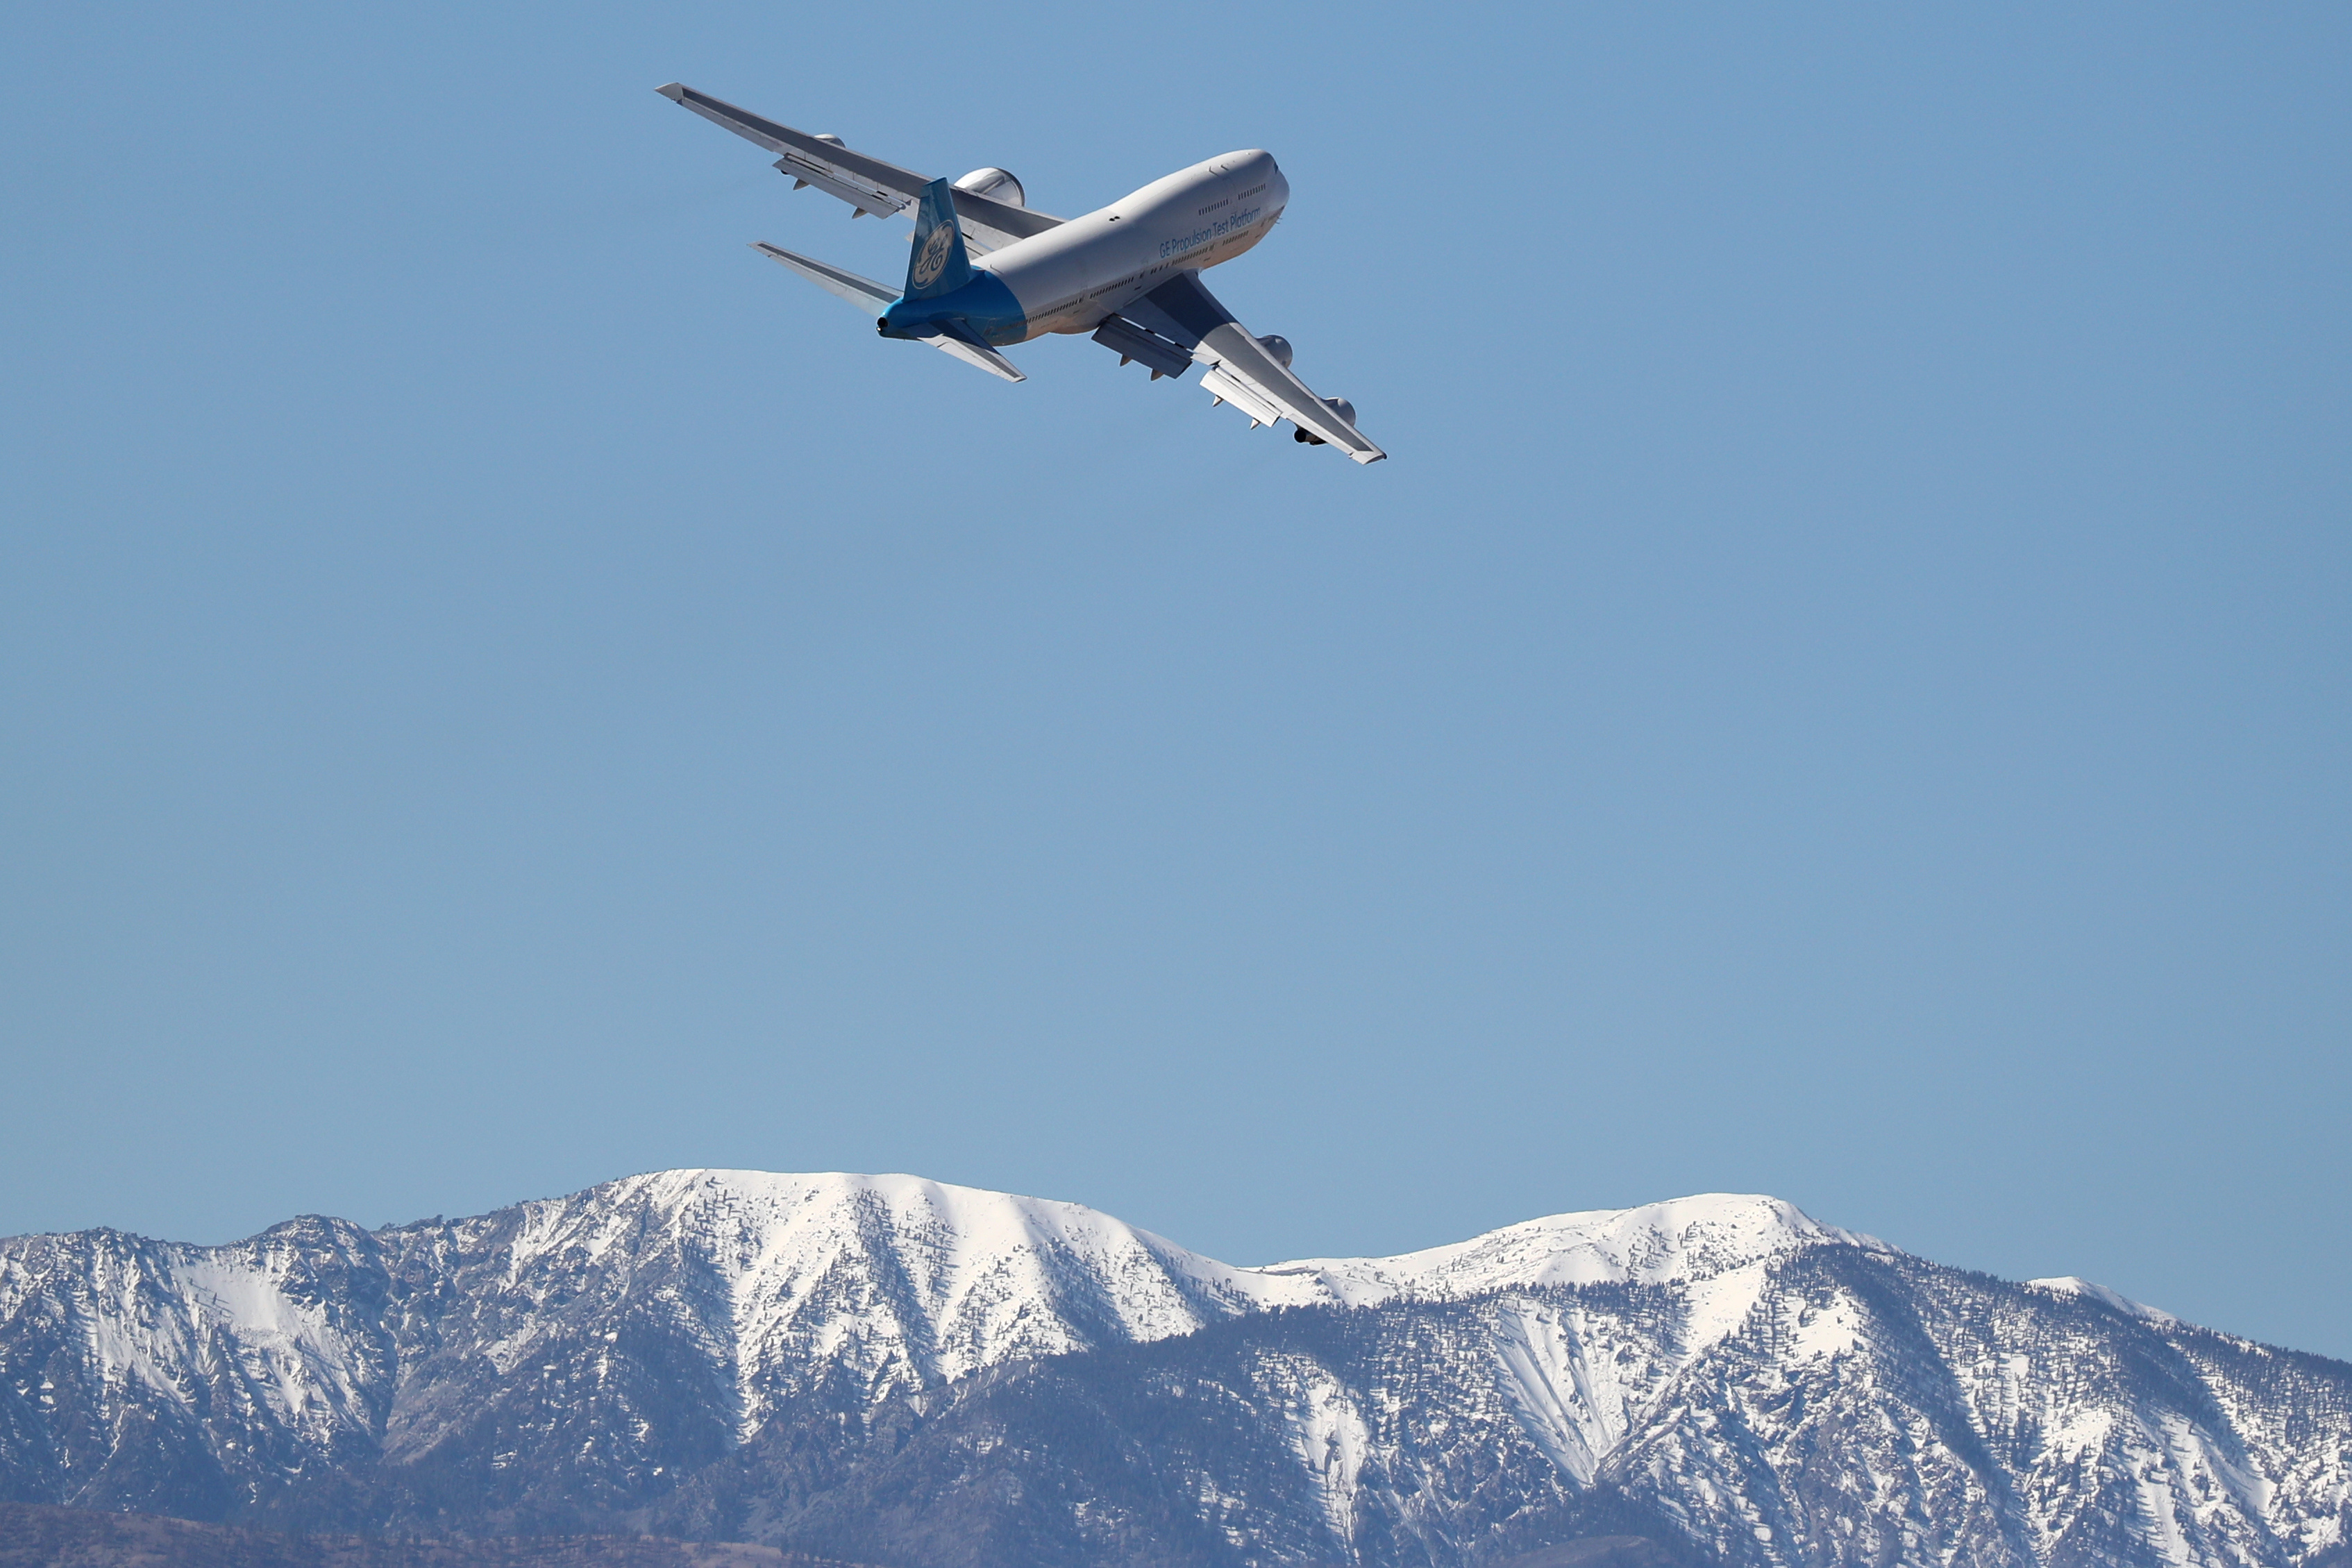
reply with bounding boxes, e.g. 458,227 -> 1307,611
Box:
996,233 -> 1162,337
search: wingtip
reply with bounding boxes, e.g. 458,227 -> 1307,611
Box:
655,81 -> 687,102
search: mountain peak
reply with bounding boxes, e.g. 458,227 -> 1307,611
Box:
1236,1191 -> 1890,1356
455,1167 -> 1261,1413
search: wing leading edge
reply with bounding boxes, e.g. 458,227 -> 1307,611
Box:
1113,273 -> 1384,463
657,83 -> 1060,254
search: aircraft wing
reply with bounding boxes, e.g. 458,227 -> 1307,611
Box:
752,244 -> 1023,382
1116,273 -> 1385,463
657,83 -> 1061,255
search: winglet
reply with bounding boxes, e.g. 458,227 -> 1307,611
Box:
655,81 -> 687,102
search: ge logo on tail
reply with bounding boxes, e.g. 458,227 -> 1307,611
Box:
912,224 -> 956,289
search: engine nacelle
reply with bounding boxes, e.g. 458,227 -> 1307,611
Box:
953,167 -> 1026,208
1292,396 -> 1357,445
1255,334 -> 1294,368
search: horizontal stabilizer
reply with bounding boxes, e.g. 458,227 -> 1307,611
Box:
752,243 -> 897,312
907,321 -> 1025,382
752,243 -> 1019,382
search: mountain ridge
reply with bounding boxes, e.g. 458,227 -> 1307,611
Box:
2,1170 -> 2343,1568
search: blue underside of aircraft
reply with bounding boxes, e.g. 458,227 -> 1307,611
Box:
880,273 -> 1027,346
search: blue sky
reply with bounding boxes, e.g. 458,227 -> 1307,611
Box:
3,3 -> 2346,1359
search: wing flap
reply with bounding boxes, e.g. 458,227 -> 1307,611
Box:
771,155 -> 906,220
1091,315 -> 1193,380
1199,366 -> 1285,426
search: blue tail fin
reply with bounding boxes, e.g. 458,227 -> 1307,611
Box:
903,178 -> 976,300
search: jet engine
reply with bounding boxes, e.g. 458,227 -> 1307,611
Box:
1292,396 -> 1356,444
953,167 -> 1026,207
1255,334 -> 1294,368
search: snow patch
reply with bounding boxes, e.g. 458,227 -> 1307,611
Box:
2026,1276 -> 2178,1326
1786,1295 -> 1863,1363
1277,1361 -> 1369,1544
1492,1295 -> 1636,1486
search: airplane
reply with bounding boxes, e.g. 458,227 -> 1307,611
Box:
655,83 -> 1385,464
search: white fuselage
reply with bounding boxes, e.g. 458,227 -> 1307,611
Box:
983,151 -> 1288,343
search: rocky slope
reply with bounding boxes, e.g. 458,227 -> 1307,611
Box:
1,1171 -> 2344,1567
0,1501 -> 843,1567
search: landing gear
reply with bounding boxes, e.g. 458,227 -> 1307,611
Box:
1293,427 -> 1325,446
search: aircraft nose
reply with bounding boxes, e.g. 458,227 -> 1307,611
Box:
1236,151 -> 1284,195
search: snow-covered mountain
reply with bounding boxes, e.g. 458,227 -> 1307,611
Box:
1,1171 -> 2344,1568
